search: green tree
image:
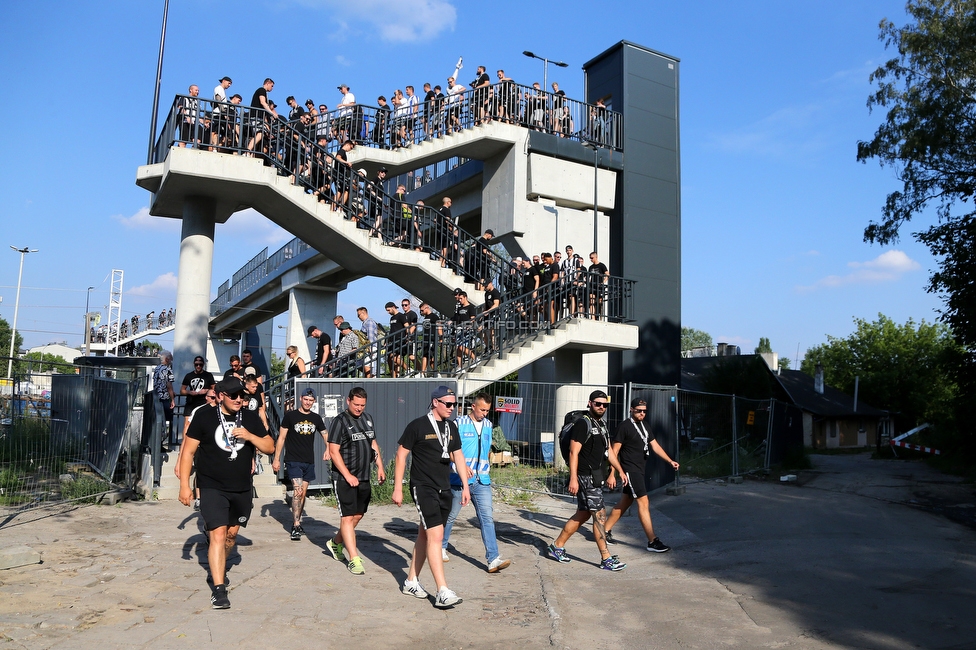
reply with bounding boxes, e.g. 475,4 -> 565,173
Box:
779,356 -> 792,371
270,351 -> 285,378
15,352 -> 73,375
801,314 -> 960,431
755,337 -> 772,354
0,316 -> 24,376
857,1 -> 976,430
681,327 -> 713,351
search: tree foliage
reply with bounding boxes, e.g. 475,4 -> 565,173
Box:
801,314 -> 960,431
681,327 -> 713,351
857,0 -> 976,398
16,352 -> 74,375
270,351 -> 285,378
755,337 -> 772,354
0,316 -> 24,373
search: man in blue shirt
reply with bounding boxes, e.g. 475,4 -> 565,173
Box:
442,392 -> 511,573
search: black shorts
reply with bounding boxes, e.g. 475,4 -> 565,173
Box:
285,461 -> 315,484
624,468 -> 647,499
411,484 -> 453,530
199,488 -> 253,531
335,477 -> 372,517
575,474 -> 605,513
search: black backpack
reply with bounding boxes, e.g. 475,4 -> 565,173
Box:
558,410 -> 593,463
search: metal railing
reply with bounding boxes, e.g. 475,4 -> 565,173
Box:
90,308 -> 177,348
211,238 -> 312,317
152,82 -> 622,163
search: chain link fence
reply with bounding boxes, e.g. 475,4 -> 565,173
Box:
0,358 -> 143,526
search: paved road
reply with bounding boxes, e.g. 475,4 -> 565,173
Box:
0,453 -> 974,649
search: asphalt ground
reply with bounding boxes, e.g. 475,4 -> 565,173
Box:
1,453 -> 974,649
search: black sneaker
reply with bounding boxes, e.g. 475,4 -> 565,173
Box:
211,585 -> 230,609
604,530 -> 618,545
290,526 -> 301,541
295,525 -> 306,537
647,538 -> 671,553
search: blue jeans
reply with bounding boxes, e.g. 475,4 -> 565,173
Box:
443,481 -> 500,562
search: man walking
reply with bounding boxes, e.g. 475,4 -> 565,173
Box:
442,392 -> 511,573
151,350 -> 176,482
548,390 -> 628,571
603,398 -> 678,552
357,307 -> 380,378
273,388 -> 329,541
307,325 -> 333,375
179,377 -> 274,609
326,387 -> 385,575
393,386 -> 470,608
181,355 -> 215,438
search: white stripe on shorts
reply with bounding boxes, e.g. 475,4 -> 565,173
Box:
411,486 -> 428,530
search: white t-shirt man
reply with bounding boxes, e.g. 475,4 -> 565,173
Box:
339,91 -> 356,117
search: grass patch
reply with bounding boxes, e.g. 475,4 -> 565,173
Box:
60,473 -> 111,503
492,463 -> 562,507
371,459 -> 412,506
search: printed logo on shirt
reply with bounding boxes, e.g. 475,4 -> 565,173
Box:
351,432 -> 367,441
425,434 -> 439,440
294,420 -> 317,435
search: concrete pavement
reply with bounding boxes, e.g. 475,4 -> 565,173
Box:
0,453 -> 974,649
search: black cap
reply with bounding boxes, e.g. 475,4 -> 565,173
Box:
216,377 -> 244,395
385,301 -> 396,309
219,76 -> 232,83
589,390 -> 609,402
485,229 -> 494,236
307,325 -> 318,337
630,398 -> 647,408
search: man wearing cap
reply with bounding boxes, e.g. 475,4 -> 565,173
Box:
452,291 -> 477,370
326,387 -> 385,575
181,356 -> 215,437
214,76 -> 232,103
179,377 -> 274,609
548,390 -> 629,571
603,398 -> 678,553
274,388 -> 329,541
334,321 -> 358,375
442,392 -> 511,573
307,326 -> 332,376
336,84 -> 356,141
357,307 -> 380,378
474,228 -> 495,291
393,386 -> 470,608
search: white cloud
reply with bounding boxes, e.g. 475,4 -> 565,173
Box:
295,0 -> 456,42
335,55 -> 351,67
114,206 -> 180,232
796,250 -> 921,293
218,208 -> 292,247
712,103 -> 827,158
129,272 -> 178,298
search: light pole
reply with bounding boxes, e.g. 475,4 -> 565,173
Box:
582,142 -> 600,254
7,246 -> 38,379
84,286 -> 95,356
522,51 -> 568,92
147,0 -> 170,164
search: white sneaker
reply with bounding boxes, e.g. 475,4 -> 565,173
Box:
435,586 -> 461,608
401,578 -> 428,599
441,548 -> 450,563
487,557 -> 511,573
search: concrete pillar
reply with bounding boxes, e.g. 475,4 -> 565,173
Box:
287,287 -> 337,364
243,321 -> 274,379
207,330 -> 240,376
173,197 -> 216,382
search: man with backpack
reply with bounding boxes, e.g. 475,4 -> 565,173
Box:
548,390 -> 628,571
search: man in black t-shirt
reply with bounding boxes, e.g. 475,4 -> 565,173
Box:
482,279 -> 501,353
604,398 -> 679,553
223,355 -> 244,381
179,378 -> 273,609
326,387 -> 385,575
181,355 -> 216,437
307,325 -> 332,375
419,302 -> 442,376
547,390 -> 628,572
246,78 -> 275,154
240,349 -> 262,384
393,386 -> 469,608
453,292 -> 477,370
241,369 -> 268,430
385,301 -> 408,377
402,298 -> 419,369
588,251 -> 609,319
274,388 -> 329,541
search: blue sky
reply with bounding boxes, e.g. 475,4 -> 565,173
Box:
0,0 -> 941,368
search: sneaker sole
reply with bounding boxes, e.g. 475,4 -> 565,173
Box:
488,559 -> 511,573
402,586 -> 428,599
646,546 -> 671,553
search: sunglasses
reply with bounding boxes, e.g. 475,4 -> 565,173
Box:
592,401 -> 609,408
633,408 -> 647,413
437,399 -> 457,408
193,362 -> 204,366
224,391 -> 244,400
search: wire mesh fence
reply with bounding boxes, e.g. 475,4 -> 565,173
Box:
0,358 -> 143,526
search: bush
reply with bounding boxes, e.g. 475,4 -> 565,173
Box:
370,459 -> 411,505
60,474 -> 111,503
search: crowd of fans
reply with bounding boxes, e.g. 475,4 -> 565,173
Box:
93,308 -> 176,345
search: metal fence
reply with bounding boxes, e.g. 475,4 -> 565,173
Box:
0,359 -> 143,526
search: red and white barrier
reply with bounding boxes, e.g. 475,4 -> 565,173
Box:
889,439 -> 941,455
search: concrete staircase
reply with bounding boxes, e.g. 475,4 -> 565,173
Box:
150,449 -> 282,501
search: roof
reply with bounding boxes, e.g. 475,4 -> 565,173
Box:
582,40 -> 680,70
26,343 -> 81,361
774,370 -> 887,419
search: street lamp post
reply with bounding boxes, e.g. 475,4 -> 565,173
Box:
7,246 -> 38,379
582,142 -> 600,254
85,286 -> 95,356
522,51 -> 569,92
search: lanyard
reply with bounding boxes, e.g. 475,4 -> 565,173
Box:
427,412 -> 450,459
631,417 -> 649,453
220,409 -> 243,461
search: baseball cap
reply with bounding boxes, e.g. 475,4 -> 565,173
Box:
630,398 -> 647,408
307,325 -> 318,337
431,385 -> 455,400
215,378 -> 244,395
589,390 -> 609,402
339,321 -> 353,331
302,388 -> 316,399
244,367 -> 257,377
219,76 -> 232,83
385,301 -> 396,309
337,83 -> 350,90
